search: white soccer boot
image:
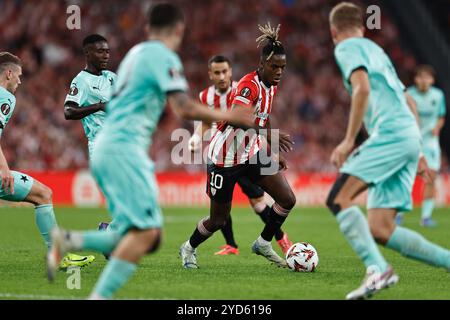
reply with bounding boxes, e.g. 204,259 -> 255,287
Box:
179,240 -> 199,269
251,237 -> 287,268
346,265 -> 399,300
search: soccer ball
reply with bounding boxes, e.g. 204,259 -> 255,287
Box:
285,242 -> 319,272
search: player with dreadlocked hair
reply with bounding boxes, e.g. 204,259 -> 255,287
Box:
180,23 -> 297,269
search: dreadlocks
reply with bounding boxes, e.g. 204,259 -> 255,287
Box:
256,22 -> 285,61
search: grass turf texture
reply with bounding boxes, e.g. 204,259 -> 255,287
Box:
0,206 -> 449,300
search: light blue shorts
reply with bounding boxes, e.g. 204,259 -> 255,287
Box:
90,145 -> 163,235
341,136 -> 420,212
0,170 -> 34,201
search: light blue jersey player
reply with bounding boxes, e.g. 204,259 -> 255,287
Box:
0,52 -> 94,268
47,3 -> 254,299
64,34 -> 117,233
64,34 -> 116,159
326,2 -> 450,300
406,66 -> 445,226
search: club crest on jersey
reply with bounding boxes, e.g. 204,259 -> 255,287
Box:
69,86 -> 78,96
1,103 -> 10,116
211,187 -> 216,196
240,87 -> 251,98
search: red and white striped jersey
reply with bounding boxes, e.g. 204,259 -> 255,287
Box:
198,81 -> 238,133
208,71 -> 277,167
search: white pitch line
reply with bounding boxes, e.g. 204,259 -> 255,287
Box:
0,293 -> 177,300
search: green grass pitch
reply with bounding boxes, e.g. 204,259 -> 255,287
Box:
0,206 -> 449,300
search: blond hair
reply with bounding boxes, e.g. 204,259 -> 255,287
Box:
329,2 -> 363,31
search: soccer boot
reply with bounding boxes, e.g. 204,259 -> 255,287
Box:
60,253 -> 95,269
346,265 -> 399,300
252,239 -> 287,267
179,241 -> 198,269
276,233 -> 293,255
214,244 -> 240,255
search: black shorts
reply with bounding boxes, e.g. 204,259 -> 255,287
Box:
237,176 -> 264,199
206,154 -> 275,203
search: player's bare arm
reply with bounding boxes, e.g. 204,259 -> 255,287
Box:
64,101 -> 105,120
331,69 -> 370,168
167,91 -> 255,129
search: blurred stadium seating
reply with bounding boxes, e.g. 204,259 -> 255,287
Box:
0,0 -> 448,173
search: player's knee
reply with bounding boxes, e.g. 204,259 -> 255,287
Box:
35,183 -> 53,205
209,216 -> 227,231
278,191 -> 296,211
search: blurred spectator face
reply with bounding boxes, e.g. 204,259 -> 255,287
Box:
208,61 -> 232,92
4,65 -> 22,94
85,41 -> 110,71
261,54 -> 286,86
415,71 -> 434,92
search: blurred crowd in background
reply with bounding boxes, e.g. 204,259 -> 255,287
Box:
0,0 -> 447,172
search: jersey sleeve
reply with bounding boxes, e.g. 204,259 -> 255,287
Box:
154,52 -> 189,94
439,90 -> 446,117
64,77 -> 88,106
232,80 -> 259,107
334,41 -> 369,82
0,94 -> 15,137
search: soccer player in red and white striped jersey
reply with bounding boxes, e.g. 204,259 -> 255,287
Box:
188,56 -> 237,152
189,55 -> 293,256
180,23 -> 297,269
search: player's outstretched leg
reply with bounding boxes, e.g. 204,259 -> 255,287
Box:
252,172 -> 296,267
22,176 -> 95,268
238,177 -> 292,254
326,174 -> 398,300
368,209 -> 450,272
250,197 -> 292,254
181,201 -> 232,268
47,227 -> 122,281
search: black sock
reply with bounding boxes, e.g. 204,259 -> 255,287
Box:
189,228 -> 210,248
221,215 -> 238,248
260,206 -> 288,242
258,205 -> 285,241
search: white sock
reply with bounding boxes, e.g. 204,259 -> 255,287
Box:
257,236 -> 270,246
